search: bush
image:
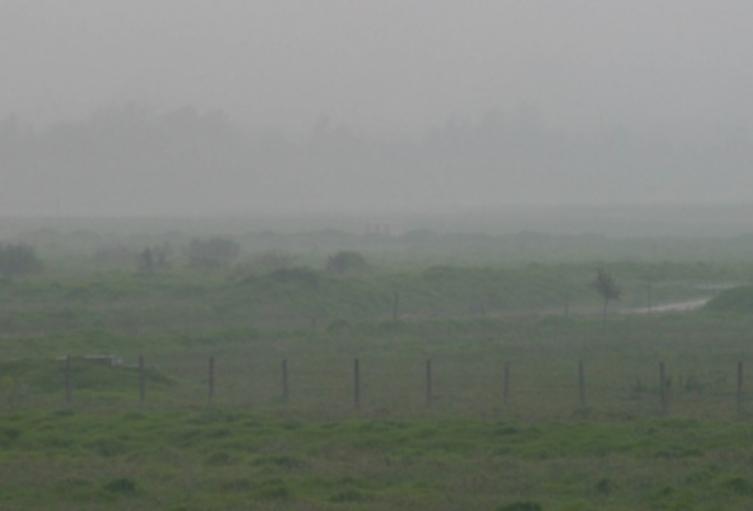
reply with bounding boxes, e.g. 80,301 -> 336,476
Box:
330,490 -> 370,502
723,477 -> 753,496
103,478 -> 137,495
497,502 -> 542,511
0,243 -> 42,278
596,478 -> 612,495
326,250 -> 367,274
137,244 -> 171,273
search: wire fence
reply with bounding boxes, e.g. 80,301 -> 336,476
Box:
1,353 -> 750,420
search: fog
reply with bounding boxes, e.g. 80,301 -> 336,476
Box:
2,1 -> 753,219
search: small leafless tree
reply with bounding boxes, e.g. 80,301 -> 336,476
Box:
592,269 -> 621,321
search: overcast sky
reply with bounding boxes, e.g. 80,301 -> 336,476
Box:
3,0 -> 752,131
2,1 -> 753,217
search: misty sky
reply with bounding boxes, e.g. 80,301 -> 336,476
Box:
2,1 -> 753,216
4,0 -> 753,131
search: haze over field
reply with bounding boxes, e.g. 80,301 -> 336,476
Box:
2,1 -> 753,218
8,5 -> 753,510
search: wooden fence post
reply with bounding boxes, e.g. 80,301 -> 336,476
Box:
503,362 -> 510,404
737,361 -> 744,415
281,359 -> 289,404
425,359 -> 433,408
138,354 -> 145,404
208,356 -> 215,405
578,360 -> 586,409
659,361 -> 667,414
354,358 -> 361,410
64,355 -> 72,405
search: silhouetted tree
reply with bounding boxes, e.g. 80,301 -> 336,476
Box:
592,269 -> 621,321
138,248 -> 155,273
326,250 -> 367,274
0,243 -> 42,279
138,244 -> 171,273
155,248 -> 168,269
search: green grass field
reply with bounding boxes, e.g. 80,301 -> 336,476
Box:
2,260 -> 753,509
3,411 -> 753,510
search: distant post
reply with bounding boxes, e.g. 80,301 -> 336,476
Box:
281,359 -> 289,404
353,358 -> 361,410
659,361 -> 668,414
392,291 -> 400,322
503,362 -> 510,404
64,355 -> 72,405
138,354 -> 145,404
737,361 -> 744,415
578,360 -> 586,409
425,359 -> 433,408
208,356 -> 215,405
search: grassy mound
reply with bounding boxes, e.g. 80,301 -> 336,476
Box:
705,286 -> 753,313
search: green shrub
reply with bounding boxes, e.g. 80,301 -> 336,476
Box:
330,489 -> 370,503
723,477 -> 753,496
103,478 -> 137,495
497,502 -> 542,511
596,478 -> 612,495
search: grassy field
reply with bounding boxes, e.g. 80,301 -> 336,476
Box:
2,258 -> 753,509
4,311 -> 753,418
4,411 -> 753,510
0,260 -> 739,335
